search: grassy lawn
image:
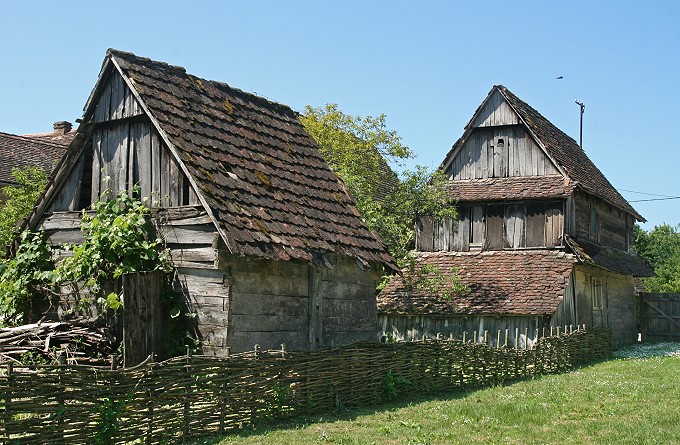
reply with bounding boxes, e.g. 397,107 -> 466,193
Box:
192,343 -> 680,445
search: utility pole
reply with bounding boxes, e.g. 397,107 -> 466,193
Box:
575,100 -> 585,149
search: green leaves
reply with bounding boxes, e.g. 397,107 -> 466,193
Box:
301,104 -> 457,262
635,223 -> 680,292
0,189 -> 172,323
54,189 -> 170,310
0,231 -> 53,325
0,166 -> 47,252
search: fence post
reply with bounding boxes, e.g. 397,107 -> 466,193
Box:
504,329 -> 509,348
496,330 -> 502,349
57,353 -> 66,444
183,347 -> 192,443
4,362 -> 12,441
483,331 -> 488,345
146,353 -> 155,445
462,331 -> 467,343
514,328 -> 519,350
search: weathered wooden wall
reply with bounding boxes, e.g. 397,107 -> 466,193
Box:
416,201 -> 564,252
123,271 -> 165,366
48,70 -> 199,212
638,293 -> 680,341
447,125 -> 559,180
570,192 -> 632,251
572,264 -> 637,346
378,314 -> 547,349
220,254 -> 380,354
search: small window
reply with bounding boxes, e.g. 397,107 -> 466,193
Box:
592,278 -> 604,310
497,138 -> 505,147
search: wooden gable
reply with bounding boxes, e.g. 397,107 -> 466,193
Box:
444,89 -> 560,180
48,68 -> 200,212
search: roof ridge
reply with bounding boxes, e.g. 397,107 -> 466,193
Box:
108,49 -> 299,116
0,131 -> 68,149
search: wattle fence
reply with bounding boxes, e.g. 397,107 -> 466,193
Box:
0,327 -> 611,444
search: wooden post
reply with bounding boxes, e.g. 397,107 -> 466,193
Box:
57,353 -> 66,444
557,326 -> 561,337
280,344 -> 287,359
183,347 -> 192,442
524,328 -> 529,350
483,330 -> 488,345
5,363 -> 12,440
462,331 -> 467,343
534,329 -> 539,350
473,331 -> 477,344
514,328 -> 519,350
504,329 -> 509,348
146,354 -> 155,445
569,324 -> 573,334
550,326 -> 554,337
496,330 -> 502,349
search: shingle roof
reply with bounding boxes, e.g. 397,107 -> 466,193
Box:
104,49 -> 394,267
443,175 -> 577,202
0,132 -> 67,186
564,235 -> 654,277
377,250 -> 576,316
495,85 -> 643,221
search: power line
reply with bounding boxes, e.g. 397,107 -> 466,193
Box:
628,196 -> 680,203
618,188 -> 678,198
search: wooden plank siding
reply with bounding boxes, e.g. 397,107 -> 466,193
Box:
417,202 -> 564,252
378,314 -> 547,349
48,71 -> 195,212
447,125 -> 559,180
569,192 -> 631,251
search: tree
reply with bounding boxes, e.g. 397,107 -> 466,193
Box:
300,104 -> 457,262
0,166 -> 47,254
634,223 -> 680,292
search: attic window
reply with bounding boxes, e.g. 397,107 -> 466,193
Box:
497,138 -> 505,147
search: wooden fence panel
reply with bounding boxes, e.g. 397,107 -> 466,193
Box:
639,293 -> 680,341
0,328 -> 611,444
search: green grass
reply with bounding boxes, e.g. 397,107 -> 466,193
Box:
191,344 -> 680,445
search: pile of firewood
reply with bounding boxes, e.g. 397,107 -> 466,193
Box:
0,319 -> 113,366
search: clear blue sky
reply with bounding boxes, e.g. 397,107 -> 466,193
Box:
1,1 -> 678,229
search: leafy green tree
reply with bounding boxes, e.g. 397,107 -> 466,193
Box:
301,104 -> 467,297
634,223 -> 680,292
300,104 -> 457,261
0,166 -> 47,253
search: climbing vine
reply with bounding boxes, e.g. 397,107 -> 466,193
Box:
54,189 -> 171,310
0,189 -> 171,326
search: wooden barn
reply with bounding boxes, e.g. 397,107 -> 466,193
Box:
26,49 -> 395,356
378,85 -> 652,347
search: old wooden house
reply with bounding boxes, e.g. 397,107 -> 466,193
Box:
27,49 -> 395,356
378,85 -> 652,347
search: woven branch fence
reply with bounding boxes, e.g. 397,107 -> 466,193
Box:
0,327 -> 611,444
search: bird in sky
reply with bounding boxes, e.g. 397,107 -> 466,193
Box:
556,76 -> 563,79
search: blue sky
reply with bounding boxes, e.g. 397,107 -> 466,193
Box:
1,1 -> 678,229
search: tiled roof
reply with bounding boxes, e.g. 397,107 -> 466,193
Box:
106,49 -> 395,267
377,250 -> 576,316
564,236 -> 654,277
444,175 -> 577,202
0,132 -> 67,186
496,86 -> 643,221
